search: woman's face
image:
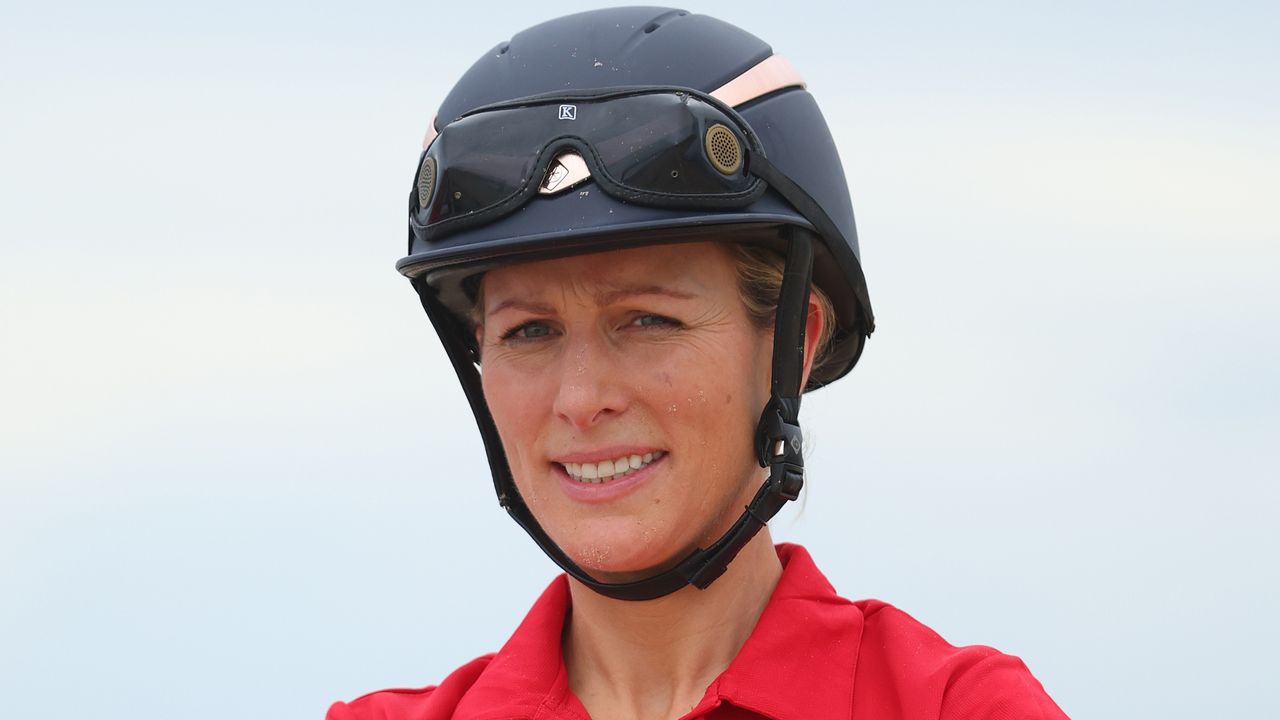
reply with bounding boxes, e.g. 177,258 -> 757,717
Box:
478,242 -> 774,579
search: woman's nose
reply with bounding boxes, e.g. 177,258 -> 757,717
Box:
551,338 -> 628,430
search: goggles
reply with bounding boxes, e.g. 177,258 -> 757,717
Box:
410,56 -> 806,242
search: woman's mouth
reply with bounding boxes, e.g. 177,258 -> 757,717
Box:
559,451 -> 667,484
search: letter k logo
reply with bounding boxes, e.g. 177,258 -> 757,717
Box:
558,104 -> 577,120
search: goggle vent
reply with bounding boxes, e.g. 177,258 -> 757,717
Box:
417,156 -> 437,210
704,123 -> 743,175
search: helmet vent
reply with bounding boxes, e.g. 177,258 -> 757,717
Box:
417,156 -> 437,209
704,124 -> 743,175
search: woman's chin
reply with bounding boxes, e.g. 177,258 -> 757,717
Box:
555,522 -> 691,580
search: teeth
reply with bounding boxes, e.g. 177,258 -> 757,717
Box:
560,451 -> 665,483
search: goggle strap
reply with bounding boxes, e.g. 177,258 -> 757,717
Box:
748,151 -> 876,335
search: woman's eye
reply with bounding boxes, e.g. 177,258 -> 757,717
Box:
632,314 -> 679,329
501,321 -> 554,341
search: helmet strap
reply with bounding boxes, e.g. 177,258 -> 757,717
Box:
411,227 -> 814,601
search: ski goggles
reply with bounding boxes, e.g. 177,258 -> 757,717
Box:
411,85 -> 774,241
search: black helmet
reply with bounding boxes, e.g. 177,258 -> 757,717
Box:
402,7 -> 873,601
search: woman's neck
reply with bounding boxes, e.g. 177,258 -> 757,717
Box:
563,530 -> 783,720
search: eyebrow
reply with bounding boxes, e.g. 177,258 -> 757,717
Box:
486,285 -> 697,317
487,298 -> 558,316
596,285 -> 697,306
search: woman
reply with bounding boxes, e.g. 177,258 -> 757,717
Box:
330,7 -> 1067,719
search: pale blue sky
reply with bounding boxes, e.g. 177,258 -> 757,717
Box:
2,2 -> 1278,718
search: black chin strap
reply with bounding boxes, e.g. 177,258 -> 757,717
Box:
412,228 -> 814,601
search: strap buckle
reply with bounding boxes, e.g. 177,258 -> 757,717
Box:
755,395 -> 805,502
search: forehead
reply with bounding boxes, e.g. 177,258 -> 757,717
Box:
480,241 -> 736,307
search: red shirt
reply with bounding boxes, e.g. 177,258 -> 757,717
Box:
328,544 -> 1068,719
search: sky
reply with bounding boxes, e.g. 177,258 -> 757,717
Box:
2,1 -> 1278,718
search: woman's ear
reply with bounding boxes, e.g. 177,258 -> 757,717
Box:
798,292 -> 825,390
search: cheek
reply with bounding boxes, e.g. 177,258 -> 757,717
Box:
480,368 -> 519,428
661,348 -> 766,465
481,366 -> 547,479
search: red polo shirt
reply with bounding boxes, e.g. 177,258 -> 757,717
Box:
328,544 -> 1068,719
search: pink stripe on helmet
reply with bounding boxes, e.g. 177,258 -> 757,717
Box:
710,54 -> 806,108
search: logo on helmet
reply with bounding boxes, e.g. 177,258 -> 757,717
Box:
558,104 -> 577,120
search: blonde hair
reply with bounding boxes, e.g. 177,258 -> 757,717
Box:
726,242 -> 836,382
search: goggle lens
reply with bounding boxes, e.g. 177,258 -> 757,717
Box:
414,89 -> 762,238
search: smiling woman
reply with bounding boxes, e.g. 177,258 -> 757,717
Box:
329,6 -> 1067,720
478,243 -> 792,580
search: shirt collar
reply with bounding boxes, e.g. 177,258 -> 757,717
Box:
454,543 -> 863,720
452,576 -> 578,720
711,543 -> 863,720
